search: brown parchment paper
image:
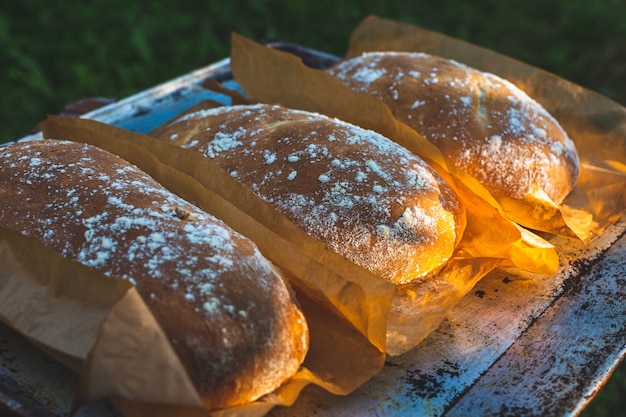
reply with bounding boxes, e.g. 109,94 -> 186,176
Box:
227,30 -> 572,356
40,115 -> 394,415
229,32 -> 559,273
0,227 -> 205,413
341,15 -> 626,241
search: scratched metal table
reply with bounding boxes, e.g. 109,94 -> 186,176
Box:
1,43 -> 625,417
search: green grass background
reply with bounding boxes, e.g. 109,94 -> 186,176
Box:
1,0 -> 625,415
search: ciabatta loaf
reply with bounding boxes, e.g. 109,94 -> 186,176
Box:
327,52 -> 580,206
155,104 -> 466,285
0,139 -> 308,410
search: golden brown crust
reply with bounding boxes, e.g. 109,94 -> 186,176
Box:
155,104 -> 465,284
327,51 -> 580,205
0,139 -> 308,409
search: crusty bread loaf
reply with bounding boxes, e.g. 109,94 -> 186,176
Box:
154,104 -> 466,285
0,139 -> 308,410
327,51 -> 580,206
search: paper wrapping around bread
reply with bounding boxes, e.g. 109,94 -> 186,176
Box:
0,227 -> 204,409
229,32 -> 558,273
39,115 -> 394,415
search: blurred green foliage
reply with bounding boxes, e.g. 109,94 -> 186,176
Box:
1,0 -> 624,143
582,362 -> 626,417
0,0 -> 625,414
